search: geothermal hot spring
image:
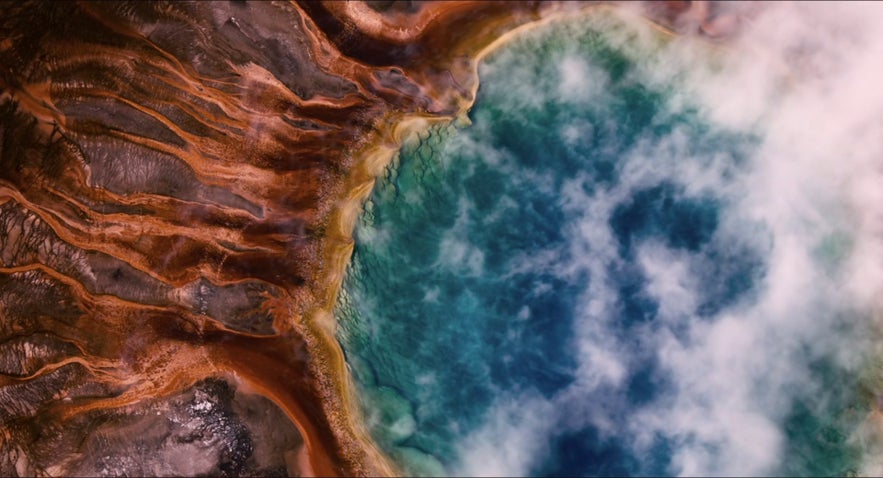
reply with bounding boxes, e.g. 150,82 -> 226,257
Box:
337,6 -> 883,477
5,1 -> 883,477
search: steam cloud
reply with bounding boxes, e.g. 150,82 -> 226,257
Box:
452,2 -> 883,476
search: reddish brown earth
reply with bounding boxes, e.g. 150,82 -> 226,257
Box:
0,1 -> 748,476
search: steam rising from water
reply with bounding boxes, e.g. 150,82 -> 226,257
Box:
340,3 -> 883,476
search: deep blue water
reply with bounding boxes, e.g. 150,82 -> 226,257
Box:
336,12 -> 866,477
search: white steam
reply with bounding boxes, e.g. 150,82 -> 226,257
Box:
453,3 -> 883,477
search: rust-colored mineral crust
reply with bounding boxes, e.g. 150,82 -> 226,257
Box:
0,1 -> 747,476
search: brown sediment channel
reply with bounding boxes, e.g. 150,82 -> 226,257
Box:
0,1 -> 748,476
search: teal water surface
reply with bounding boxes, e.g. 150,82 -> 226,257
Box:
336,11 -> 869,477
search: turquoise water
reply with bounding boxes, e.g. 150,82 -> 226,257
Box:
337,12 -> 869,477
